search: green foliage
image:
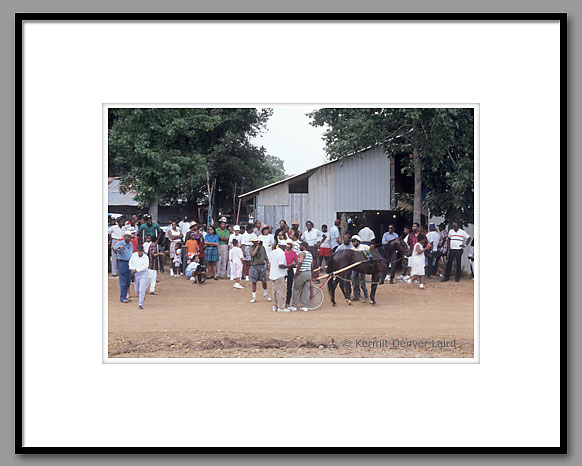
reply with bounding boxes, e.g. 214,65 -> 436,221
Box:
308,108 -> 474,226
108,108 -> 286,212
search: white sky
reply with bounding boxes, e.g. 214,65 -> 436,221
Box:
250,107 -> 328,176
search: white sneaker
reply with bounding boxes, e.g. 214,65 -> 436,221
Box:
250,297 -> 256,303
245,277 -> 250,281
230,277 -> 234,281
278,307 -> 290,312
265,295 -> 272,302
288,306 -> 297,311
170,270 -> 174,277
190,277 -> 195,281
300,307 -> 309,312
234,283 -> 244,289
272,305 -> 278,311
419,284 -> 425,289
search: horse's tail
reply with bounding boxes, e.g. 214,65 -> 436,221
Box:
327,252 -> 336,292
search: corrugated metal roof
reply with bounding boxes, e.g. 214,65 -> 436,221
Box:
108,177 -> 140,207
239,144 -> 378,200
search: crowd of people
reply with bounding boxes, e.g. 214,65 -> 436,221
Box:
108,213 -> 473,310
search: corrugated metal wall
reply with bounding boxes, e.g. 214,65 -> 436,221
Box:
332,145 -> 391,212
307,146 -> 391,227
255,146 -> 392,230
256,182 -> 289,205
255,193 -> 308,229
307,164 -> 335,228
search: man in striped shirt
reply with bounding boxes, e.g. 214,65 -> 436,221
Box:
289,241 -> 313,311
441,222 -> 472,282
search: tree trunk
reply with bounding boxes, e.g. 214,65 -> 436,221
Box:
412,118 -> 422,225
148,191 -> 159,223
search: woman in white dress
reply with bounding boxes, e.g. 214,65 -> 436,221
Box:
407,234 -> 432,289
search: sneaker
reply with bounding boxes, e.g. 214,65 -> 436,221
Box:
288,306 -> 298,311
419,284 -> 425,289
250,297 -> 257,303
265,295 -> 272,302
300,307 -> 309,312
230,277 -> 234,281
245,277 -> 250,281
234,283 -> 244,289
139,304 -> 143,309
272,305 -> 278,311
389,279 -> 394,284
170,270 -> 174,277
190,277 -> 195,281
121,299 -> 129,304
440,278 -> 449,282
278,307 -> 290,312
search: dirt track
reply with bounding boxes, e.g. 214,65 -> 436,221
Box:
108,271 -> 474,359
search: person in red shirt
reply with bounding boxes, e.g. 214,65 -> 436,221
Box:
129,229 -> 139,254
283,240 -> 299,308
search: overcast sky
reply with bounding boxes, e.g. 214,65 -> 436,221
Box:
250,107 -> 328,176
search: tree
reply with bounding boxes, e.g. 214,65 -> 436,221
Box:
308,108 -> 474,226
109,108 -> 286,222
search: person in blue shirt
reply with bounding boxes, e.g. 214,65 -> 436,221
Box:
382,225 -> 399,284
204,225 -> 220,280
113,231 -> 133,303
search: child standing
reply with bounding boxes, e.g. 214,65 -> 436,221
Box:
229,239 -> 244,289
172,247 -> 183,277
407,234 -> 432,289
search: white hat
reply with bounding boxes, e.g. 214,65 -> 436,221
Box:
278,240 -> 288,246
249,233 -> 259,242
219,217 -> 227,223
351,235 -> 362,242
123,230 -> 132,236
189,220 -> 198,227
233,225 -> 240,231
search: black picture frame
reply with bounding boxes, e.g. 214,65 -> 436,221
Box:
15,12 -> 567,454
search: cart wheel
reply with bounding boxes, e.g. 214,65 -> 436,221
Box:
307,286 -> 324,310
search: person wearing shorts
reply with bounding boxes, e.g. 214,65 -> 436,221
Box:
318,223 -> 332,270
248,234 -> 272,304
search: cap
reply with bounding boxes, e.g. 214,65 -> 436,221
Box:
291,220 -> 299,225
219,217 -> 227,223
351,235 -> 362,242
233,225 -> 240,231
137,244 -> 144,252
278,239 -> 288,246
261,225 -> 270,231
123,230 -> 132,236
249,234 -> 259,242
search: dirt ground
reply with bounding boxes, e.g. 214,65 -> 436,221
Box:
107,270 -> 475,359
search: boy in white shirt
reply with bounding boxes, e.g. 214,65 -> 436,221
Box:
129,245 -> 150,309
229,239 -> 244,289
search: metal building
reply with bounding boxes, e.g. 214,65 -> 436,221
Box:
239,145 -> 475,273
240,145 -> 410,236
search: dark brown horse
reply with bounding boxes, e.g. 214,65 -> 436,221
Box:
326,239 -> 410,306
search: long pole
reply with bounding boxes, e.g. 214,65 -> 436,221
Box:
206,171 -> 211,227
236,198 -> 242,225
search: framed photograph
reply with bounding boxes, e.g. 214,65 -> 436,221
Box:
18,13 -> 566,452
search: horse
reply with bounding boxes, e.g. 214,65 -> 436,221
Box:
326,238 -> 410,306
